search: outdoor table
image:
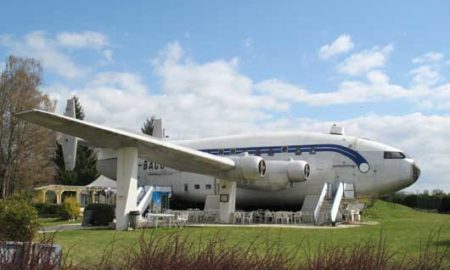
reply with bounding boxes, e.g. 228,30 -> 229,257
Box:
147,213 -> 175,227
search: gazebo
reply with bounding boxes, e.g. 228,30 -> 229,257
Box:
34,175 -> 117,206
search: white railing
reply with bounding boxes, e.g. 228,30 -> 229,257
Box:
330,182 -> 344,224
137,186 -> 154,214
136,187 -> 145,204
313,183 -> 328,225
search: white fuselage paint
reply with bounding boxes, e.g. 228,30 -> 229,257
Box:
98,131 -> 419,208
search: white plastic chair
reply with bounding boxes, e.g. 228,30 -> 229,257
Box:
244,212 -> 253,224
175,212 -> 189,227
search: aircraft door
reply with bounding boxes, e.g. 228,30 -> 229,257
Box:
332,151 -> 356,190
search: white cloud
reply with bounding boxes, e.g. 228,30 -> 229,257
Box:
0,31 -> 113,79
48,42 -> 289,138
319,34 -> 354,59
257,71 -> 408,106
0,31 -> 87,79
410,65 -> 441,86
56,31 -> 108,49
412,51 -> 444,64
338,45 -> 393,75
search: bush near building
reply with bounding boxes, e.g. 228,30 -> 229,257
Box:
59,197 -> 81,220
33,203 -> 61,217
0,196 -> 41,241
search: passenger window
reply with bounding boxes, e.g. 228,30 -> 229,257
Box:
268,149 -> 274,156
218,149 -> 224,155
295,147 -> 302,156
184,184 -> 188,192
230,148 -> 236,155
194,184 -> 200,190
310,147 -> 316,155
282,146 -> 288,153
205,184 -> 212,190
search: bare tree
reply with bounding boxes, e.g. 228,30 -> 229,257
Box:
0,56 -> 56,198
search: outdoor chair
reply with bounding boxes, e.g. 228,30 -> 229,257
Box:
293,211 -> 302,224
175,212 -> 189,227
264,211 -> 273,223
244,212 -> 253,224
233,211 -> 243,224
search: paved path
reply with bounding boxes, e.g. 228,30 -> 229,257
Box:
38,221 -> 377,233
39,223 -> 110,233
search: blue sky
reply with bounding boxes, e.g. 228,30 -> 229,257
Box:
0,1 -> 449,191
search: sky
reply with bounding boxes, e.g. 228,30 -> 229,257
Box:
0,1 -> 449,192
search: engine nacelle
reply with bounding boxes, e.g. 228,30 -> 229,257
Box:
225,154 -> 266,181
232,159 -> 310,191
287,160 -> 310,182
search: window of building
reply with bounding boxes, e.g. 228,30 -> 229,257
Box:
230,148 -> 236,155
205,184 -> 212,190
268,149 -> 274,156
218,149 -> 224,155
295,147 -> 302,156
281,146 -> 288,153
194,184 -> 200,190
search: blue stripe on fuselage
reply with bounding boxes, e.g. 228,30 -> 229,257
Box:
199,144 -> 368,167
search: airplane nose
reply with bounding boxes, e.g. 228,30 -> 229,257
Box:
412,162 -> 421,183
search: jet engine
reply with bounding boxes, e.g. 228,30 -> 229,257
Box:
224,153 -> 266,181
228,158 -> 310,191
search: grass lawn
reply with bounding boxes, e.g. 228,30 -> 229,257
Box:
39,217 -> 80,227
43,201 -> 450,266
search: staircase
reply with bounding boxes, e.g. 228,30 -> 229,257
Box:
301,182 -> 358,226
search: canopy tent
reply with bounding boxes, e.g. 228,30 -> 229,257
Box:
86,175 -> 116,190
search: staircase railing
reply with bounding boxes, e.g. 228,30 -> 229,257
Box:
313,183 -> 328,225
330,182 -> 344,225
137,186 -> 154,214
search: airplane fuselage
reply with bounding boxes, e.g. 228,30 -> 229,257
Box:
99,131 -> 420,208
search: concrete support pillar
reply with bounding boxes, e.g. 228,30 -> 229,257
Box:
115,147 -> 138,231
218,179 -> 236,223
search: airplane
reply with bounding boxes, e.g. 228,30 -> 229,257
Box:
15,99 -> 420,229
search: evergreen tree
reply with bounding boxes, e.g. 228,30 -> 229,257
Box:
53,96 -> 98,185
141,116 -> 156,136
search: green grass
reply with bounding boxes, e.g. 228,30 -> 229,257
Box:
39,217 -> 80,227
43,201 -> 450,266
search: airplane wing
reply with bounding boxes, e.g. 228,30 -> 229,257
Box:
15,110 -> 235,175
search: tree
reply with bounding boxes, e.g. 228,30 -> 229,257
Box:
0,56 -> 56,198
141,116 -> 156,135
53,96 -> 99,185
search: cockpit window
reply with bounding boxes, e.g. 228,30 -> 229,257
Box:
384,151 -> 406,159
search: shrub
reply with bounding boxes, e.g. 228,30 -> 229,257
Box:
33,203 -> 61,217
0,196 -> 41,242
59,197 -> 81,220
84,204 -> 115,226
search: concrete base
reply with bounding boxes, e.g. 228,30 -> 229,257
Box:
218,179 -> 236,223
115,147 -> 138,230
